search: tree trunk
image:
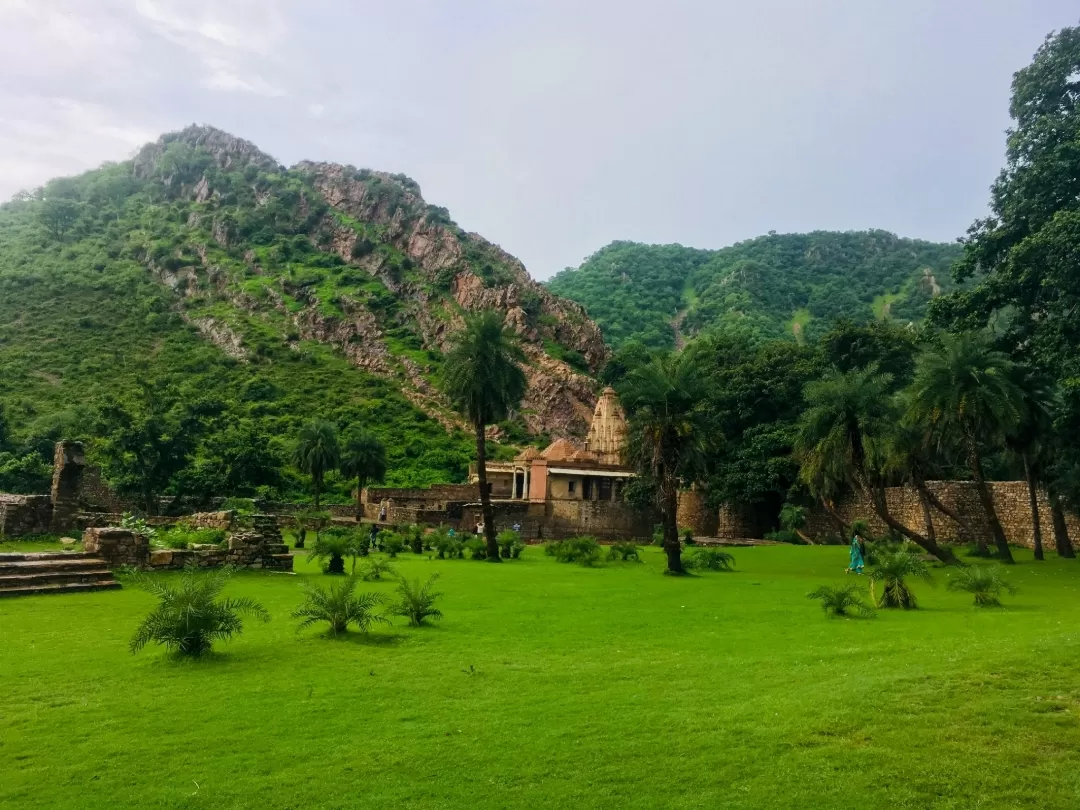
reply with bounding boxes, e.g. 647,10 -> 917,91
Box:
916,482 -> 937,547
313,473 -> 321,509
820,497 -> 849,539
1049,492 -> 1076,559
1022,454 -> 1044,561
662,481 -> 684,574
920,482 -> 980,546
865,483 -> 956,564
355,476 -> 364,523
474,422 -> 500,562
968,443 -> 1014,563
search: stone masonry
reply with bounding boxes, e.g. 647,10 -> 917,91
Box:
50,440 -> 86,534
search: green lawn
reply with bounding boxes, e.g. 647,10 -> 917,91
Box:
2,545 -> 1080,809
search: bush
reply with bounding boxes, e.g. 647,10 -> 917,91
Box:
868,544 -> 932,609
496,530 -> 524,559
680,527 -> 695,546
308,529 -> 364,575
121,512 -> 157,541
360,558 -> 396,581
125,563 -> 270,656
651,524 -> 665,546
154,526 -> 226,550
402,524 -> 425,555
684,548 -> 736,571
807,584 -> 876,618
292,576 -> 389,635
220,497 -> 256,515
946,565 -> 1017,607
381,532 -> 405,558
430,528 -> 454,558
464,537 -> 487,560
546,536 -> 602,566
388,574 -> 443,627
607,542 -> 642,562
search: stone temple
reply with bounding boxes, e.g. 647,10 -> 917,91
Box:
473,387 -> 633,504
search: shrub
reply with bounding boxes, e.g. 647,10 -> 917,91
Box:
360,558 -> 396,581
497,529 -> 524,559
430,528 -> 454,558
125,563 -> 270,656
807,584 -> 876,618
868,544 -> 933,609
308,529 -> 363,575
220,497 -> 256,515
292,576 -> 389,635
154,526 -> 226,550
607,542 -> 642,562
547,536 -> 602,566
121,512 -> 157,541
381,532 -> 405,558
464,537 -> 487,560
684,548 -> 736,571
651,524 -> 665,546
388,574 -> 443,627
680,527 -> 695,546
403,524 -> 425,555
946,565 -> 1017,607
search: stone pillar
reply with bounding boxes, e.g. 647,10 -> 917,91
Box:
50,441 -> 86,534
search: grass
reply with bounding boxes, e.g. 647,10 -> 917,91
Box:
2,545 -> 1080,808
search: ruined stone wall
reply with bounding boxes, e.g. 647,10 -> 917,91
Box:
83,527 -> 150,567
676,491 -> 718,537
362,485 -> 476,504
715,504 -> 762,540
460,500 -> 656,541
803,481 -> 1080,548
0,495 -> 53,538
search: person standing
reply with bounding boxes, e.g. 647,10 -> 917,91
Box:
847,532 -> 865,574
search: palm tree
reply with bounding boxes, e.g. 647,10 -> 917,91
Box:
292,419 -> 340,508
126,563 -> 270,656
292,577 -> 389,635
867,544 -> 933,609
794,368 -> 952,562
906,333 -> 1025,563
339,429 -> 387,522
1005,374 -> 1053,560
441,311 -> 526,561
620,347 -> 708,575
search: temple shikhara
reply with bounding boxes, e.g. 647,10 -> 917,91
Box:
473,387 -> 634,504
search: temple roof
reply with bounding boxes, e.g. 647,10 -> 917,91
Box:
515,446 -> 541,461
540,438 -> 581,462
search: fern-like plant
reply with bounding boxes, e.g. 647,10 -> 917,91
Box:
496,529 -> 524,559
381,532 -> 405,558
867,544 -> 932,609
388,574 -> 444,627
307,529 -> 363,575
946,565 -> 1017,607
807,584 -> 876,617
684,548 -> 736,571
464,537 -> 488,560
292,576 -> 389,635
607,542 -> 642,562
547,537 -> 602,566
126,563 -> 269,656
360,558 -> 397,581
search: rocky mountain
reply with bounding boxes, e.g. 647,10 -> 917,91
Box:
547,232 -> 964,349
0,126 -> 608,492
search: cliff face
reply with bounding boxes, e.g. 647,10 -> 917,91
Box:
130,125 -> 606,438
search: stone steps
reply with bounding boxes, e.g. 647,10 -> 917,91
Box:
0,552 -> 121,597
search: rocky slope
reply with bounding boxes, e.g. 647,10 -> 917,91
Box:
131,126 -> 606,438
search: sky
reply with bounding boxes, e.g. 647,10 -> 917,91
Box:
0,1 -> 1077,280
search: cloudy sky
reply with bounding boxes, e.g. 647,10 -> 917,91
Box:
1,1 -> 1076,278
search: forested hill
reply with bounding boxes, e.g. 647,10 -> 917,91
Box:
0,125 -> 606,499
546,232 -> 964,349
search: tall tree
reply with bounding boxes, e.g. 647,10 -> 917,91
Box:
906,333 -> 1025,563
292,420 -> 340,508
931,25 -> 1080,517
620,347 -> 709,575
93,382 -> 205,513
794,367 -> 954,562
340,429 -> 387,521
441,311 -> 526,561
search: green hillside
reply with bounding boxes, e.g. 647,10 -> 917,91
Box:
547,232 -> 964,349
0,126 -> 605,502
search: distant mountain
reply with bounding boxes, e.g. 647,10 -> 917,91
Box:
546,231 -> 964,349
0,126 -> 607,493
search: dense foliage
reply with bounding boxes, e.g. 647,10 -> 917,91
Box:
548,233 -> 963,350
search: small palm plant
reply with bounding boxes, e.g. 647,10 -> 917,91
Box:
807,584 -> 876,618
497,529 -> 524,558
685,548 -> 736,571
388,574 -> 444,627
292,576 -> 389,636
360,558 -> 397,581
308,529 -> 362,575
946,565 -> 1017,607
381,532 -> 405,558
867,544 -> 933,609
607,542 -> 642,562
127,563 -> 270,656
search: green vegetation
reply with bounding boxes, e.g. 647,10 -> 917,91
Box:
548,232 -> 963,350
806,583 -> 877,617
4,546 -> 1080,808
946,564 -> 1018,608
291,575 -> 388,635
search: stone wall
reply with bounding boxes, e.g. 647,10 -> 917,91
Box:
460,499 -> 656,541
803,481 -> 1080,548
676,491 -> 718,537
0,495 -> 53,538
50,441 -> 86,533
83,527 -> 149,567
715,504 -> 764,541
